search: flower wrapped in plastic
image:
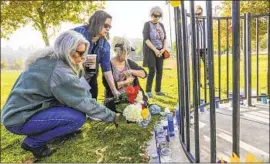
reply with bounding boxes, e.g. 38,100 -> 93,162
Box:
123,103 -> 151,127
114,85 -> 151,127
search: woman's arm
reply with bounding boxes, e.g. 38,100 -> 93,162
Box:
130,69 -> 146,78
143,22 -> 160,57
127,59 -> 147,78
117,76 -> 135,89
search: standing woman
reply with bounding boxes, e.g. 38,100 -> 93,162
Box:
143,6 -> 167,98
73,10 -> 120,99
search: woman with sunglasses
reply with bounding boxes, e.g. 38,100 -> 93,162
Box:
1,31 -> 124,158
73,10 -> 120,100
142,6 -> 167,98
103,37 -> 148,112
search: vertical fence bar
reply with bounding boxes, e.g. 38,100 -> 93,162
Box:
256,18 -> 259,100
268,15 -> 270,102
173,7 -> 185,141
178,7 -> 186,143
206,1 -> 216,162
203,19 -> 207,103
246,13 -> 252,106
226,19 -> 229,98
218,19 -> 221,99
190,1 -> 200,162
196,15 -> 201,104
181,1 -> 190,152
243,14 -> 247,99
232,1 -> 240,156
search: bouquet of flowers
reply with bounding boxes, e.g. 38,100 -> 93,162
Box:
115,86 -> 151,127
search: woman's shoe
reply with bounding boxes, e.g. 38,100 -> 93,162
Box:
21,142 -> 56,158
146,92 -> 153,98
156,91 -> 165,96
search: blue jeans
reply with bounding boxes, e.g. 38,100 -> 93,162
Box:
6,107 -> 86,148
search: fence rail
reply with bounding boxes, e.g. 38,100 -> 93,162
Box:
174,1 -> 269,163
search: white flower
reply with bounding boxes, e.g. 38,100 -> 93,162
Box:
123,103 -> 143,122
135,91 -> 143,102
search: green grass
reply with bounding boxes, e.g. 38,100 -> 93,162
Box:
0,55 -> 268,162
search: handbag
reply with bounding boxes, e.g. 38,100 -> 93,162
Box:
163,50 -> 170,59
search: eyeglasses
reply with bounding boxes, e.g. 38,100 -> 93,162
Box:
152,14 -> 162,18
104,24 -> 112,29
76,50 -> 85,56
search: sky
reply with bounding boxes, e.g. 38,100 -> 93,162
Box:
1,1 -> 221,50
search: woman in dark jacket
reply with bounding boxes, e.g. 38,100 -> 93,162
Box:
143,6 -> 167,98
103,37 -> 148,112
73,10 -> 120,100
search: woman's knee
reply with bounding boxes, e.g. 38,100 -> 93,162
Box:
63,107 -> 86,129
148,67 -> 156,75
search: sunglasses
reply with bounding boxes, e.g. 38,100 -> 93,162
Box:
76,50 -> 85,56
152,14 -> 162,18
104,24 -> 112,29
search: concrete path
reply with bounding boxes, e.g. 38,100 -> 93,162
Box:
147,101 -> 269,163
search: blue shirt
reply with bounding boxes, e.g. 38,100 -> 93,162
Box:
73,26 -> 111,73
149,22 -> 164,50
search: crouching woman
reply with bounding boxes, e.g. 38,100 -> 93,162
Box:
1,30 -> 121,158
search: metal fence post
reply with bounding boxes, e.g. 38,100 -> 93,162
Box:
268,15 -> 270,100
218,19 -> 221,99
226,19 -> 229,98
256,18 -> 259,100
206,1 -> 217,162
246,13 -> 252,106
190,1 -> 200,162
181,1 -> 190,152
243,14 -> 247,99
173,7 -> 185,141
232,1 -> 240,157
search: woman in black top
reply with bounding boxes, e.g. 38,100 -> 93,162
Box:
103,37 -> 148,112
142,6 -> 167,98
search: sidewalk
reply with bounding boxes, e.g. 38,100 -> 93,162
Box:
147,126 -> 190,163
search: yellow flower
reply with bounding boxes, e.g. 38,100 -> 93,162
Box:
225,153 -> 263,163
244,153 -> 263,163
141,108 -> 149,119
230,153 -> 240,163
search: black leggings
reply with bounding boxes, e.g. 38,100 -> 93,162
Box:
86,75 -> 98,99
146,56 -> 164,93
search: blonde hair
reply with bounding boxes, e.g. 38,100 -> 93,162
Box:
111,36 -> 131,57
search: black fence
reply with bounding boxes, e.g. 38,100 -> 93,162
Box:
174,1 -> 269,163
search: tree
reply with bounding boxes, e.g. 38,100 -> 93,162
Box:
11,59 -> 23,70
213,1 -> 269,52
1,61 -> 7,70
1,1 -> 105,46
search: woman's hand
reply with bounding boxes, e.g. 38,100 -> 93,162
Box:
120,70 -> 132,79
160,48 -> 166,55
112,89 -> 121,99
154,48 -> 161,57
125,76 -> 135,85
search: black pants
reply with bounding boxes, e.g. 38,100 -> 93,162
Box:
198,49 -> 209,80
85,74 -> 98,99
146,56 -> 164,93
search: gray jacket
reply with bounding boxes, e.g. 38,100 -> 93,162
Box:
1,48 -> 115,127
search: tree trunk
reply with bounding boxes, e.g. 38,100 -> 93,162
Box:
37,8 -> 50,46
41,28 -> 50,46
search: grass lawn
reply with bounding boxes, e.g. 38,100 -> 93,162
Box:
0,55 -> 268,162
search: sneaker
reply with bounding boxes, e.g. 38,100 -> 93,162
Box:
146,92 -> 153,98
21,142 -> 56,158
156,91 -> 165,96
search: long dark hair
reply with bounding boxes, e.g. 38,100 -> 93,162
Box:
86,10 -> 112,39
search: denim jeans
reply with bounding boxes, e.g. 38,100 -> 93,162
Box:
6,106 -> 86,148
